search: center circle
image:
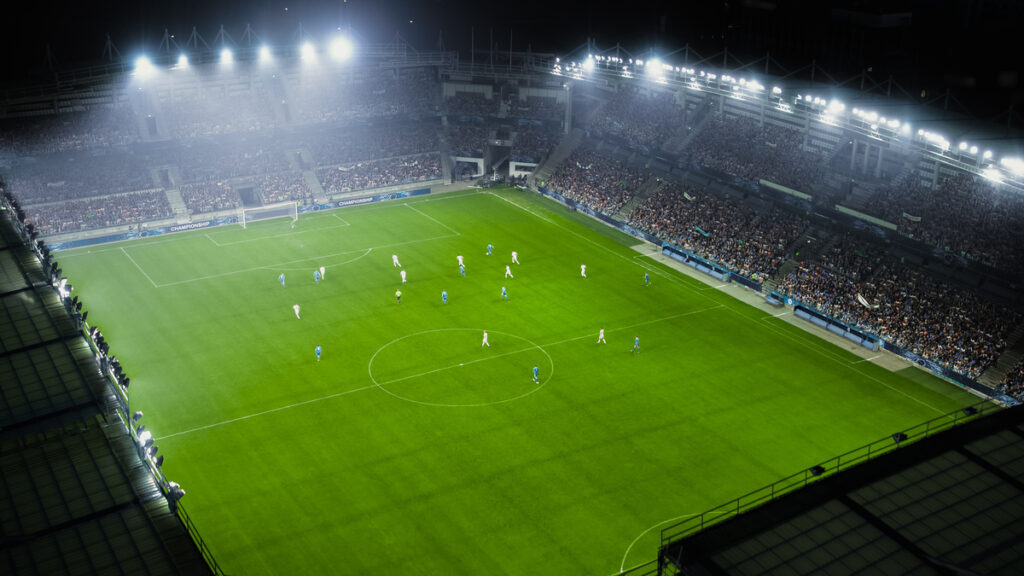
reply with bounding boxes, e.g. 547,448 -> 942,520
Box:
368,328 -> 554,407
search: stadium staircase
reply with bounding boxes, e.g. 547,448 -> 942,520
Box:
529,128 -> 583,187
613,176 -> 663,220
661,102 -> 715,156
977,323 -> 1024,390
163,188 -> 189,223
303,171 -> 325,201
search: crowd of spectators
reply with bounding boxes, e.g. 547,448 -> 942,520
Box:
253,172 -> 314,205
590,86 -> 684,150
547,149 -> 646,214
308,123 -> 439,167
156,82 -> 276,139
777,240 -> 1020,379
180,180 -> 241,214
316,153 -> 440,195
0,107 -> 139,156
511,126 -> 561,164
859,172 -> 1024,271
997,360 -> 1024,402
286,69 -> 437,126
509,96 -> 564,122
6,152 -> 155,205
25,190 -> 172,236
446,92 -> 498,118
448,123 -> 490,157
685,115 -> 828,193
626,181 -> 806,281
173,139 -> 290,183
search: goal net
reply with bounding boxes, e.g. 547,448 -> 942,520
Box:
240,201 -> 298,229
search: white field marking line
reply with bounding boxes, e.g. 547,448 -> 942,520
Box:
496,192 -> 716,299
502,191 -> 946,414
404,202 -> 460,236
376,305 -> 724,387
630,254 -> 690,285
55,190 -> 486,258
164,306 -> 725,438
773,311 -> 791,317
752,307 -> 944,413
852,355 -> 881,364
331,212 -> 351,225
273,248 -> 373,272
120,247 -> 158,288
205,220 -> 354,247
714,283 -> 728,288
155,384 -> 378,441
153,233 -> 456,288
617,511 -> 733,574
59,236 -> 200,257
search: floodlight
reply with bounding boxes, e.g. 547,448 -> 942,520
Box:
582,56 -> 595,71
133,56 -> 155,78
175,54 -> 189,69
300,42 -> 316,61
138,430 -> 153,444
809,465 -> 825,477
329,37 -> 353,61
133,411 -> 144,423
646,58 -> 662,76
983,150 -> 993,159
959,141 -> 968,151
827,100 -> 845,113
220,48 -> 233,64
155,455 -> 164,468
982,167 -> 1002,183
258,45 -> 272,63
969,145 -> 978,155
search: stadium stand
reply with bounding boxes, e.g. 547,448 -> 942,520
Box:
626,181 -> 806,282
658,402 -> 1023,576
546,148 -> 647,214
0,190 -> 219,575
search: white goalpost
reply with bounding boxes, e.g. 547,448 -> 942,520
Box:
239,201 -> 299,229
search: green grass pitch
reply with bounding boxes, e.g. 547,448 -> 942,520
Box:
58,188 -> 977,574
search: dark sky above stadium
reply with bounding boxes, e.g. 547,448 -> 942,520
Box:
5,1 -> 1022,115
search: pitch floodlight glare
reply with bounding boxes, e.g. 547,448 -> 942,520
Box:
175,54 -> 189,69
258,45 -> 272,63
134,56 -> 155,78
582,56 -> 595,71
301,42 -> 316,61
329,37 -> 353,61
646,58 -> 663,76
220,48 -> 233,64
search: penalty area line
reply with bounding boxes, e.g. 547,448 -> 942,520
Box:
156,384 -> 378,440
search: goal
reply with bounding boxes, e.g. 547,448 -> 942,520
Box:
240,201 -> 298,229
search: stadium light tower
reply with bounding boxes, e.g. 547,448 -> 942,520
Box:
220,47 -> 233,65
582,55 -> 595,72
329,37 -> 353,61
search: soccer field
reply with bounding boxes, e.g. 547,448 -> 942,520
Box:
58,188 -> 976,574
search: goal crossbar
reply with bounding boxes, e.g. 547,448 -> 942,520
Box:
240,201 -> 298,228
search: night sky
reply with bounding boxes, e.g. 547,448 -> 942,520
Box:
4,1 -> 1022,118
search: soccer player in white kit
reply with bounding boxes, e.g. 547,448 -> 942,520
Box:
400,269 -> 407,283
597,329 -> 606,344
320,266 -> 326,280
392,254 -> 401,267
482,331 -> 490,347
581,264 -> 587,278
457,254 -> 464,267
511,251 -> 519,264
293,304 -> 301,319
505,265 -> 514,278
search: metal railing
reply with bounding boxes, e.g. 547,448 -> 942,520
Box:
659,398 -> 999,547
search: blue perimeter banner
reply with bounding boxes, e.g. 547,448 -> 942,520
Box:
49,188 -> 431,251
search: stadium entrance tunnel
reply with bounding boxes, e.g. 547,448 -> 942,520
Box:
368,328 -> 553,407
